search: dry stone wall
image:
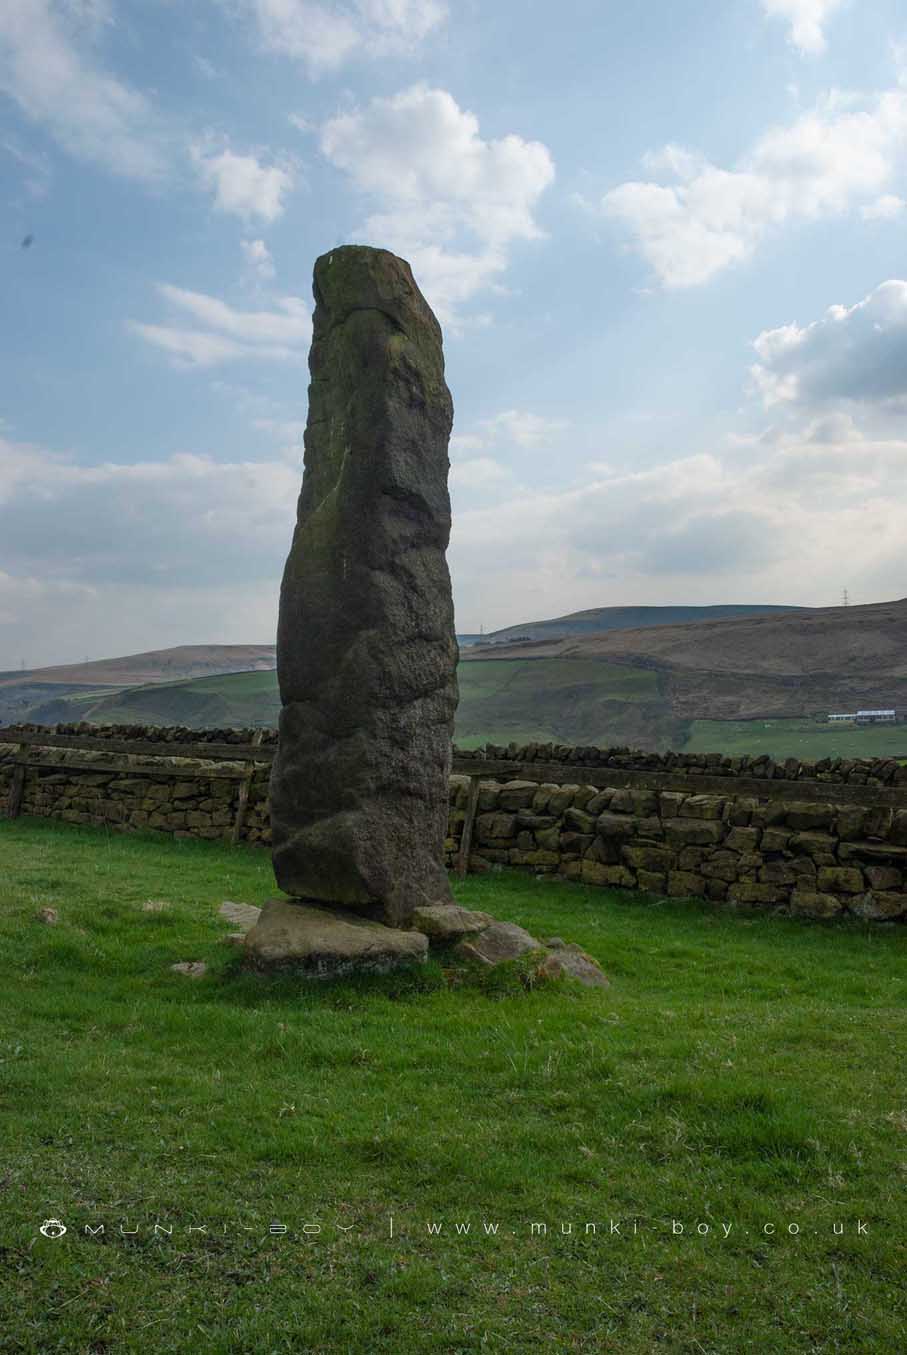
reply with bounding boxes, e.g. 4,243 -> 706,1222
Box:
2,725 -> 906,922
444,776 -> 907,922
0,725 -> 274,846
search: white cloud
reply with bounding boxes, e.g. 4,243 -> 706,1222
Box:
602,88 -> 907,287
750,279 -> 907,414
449,457 -> 511,489
320,84 -> 554,321
0,436 -> 298,589
194,54 -> 219,80
191,143 -> 295,223
450,409 -> 568,454
158,285 -> 309,344
246,0 -> 446,75
861,193 -> 905,220
241,238 -> 276,281
449,420 -> 907,629
0,435 -> 289,664
482,409 -> 568,447
0,0 -> 166,180
1,134 -> 52,199
130,285 -> 311,368
761,0 -> 844,56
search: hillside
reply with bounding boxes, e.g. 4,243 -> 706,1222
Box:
476,602 -> 803,645
0,644 -> 278,693
5,599 -> 907,758
463,597 -> 907,719
38,670 -> 283,731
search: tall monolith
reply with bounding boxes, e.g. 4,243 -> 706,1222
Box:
269,245 -> 459,927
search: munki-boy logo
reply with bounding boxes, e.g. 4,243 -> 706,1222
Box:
35,1214 -> 872,1241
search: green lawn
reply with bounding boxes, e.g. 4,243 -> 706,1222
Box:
685,718 -> 907,761
2,818 -> 906,1352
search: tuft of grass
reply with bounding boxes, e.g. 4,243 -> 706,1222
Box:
1,816 -> 906,1353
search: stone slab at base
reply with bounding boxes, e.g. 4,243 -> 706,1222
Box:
410,903 -> 494,942
243,897 -> 429,978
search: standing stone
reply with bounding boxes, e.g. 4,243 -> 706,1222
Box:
270,245 -> 458,927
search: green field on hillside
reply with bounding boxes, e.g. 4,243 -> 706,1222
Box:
2,817 -> 906,1351
15,658 -> 685,750
455,657 -> 682,749
13,665 -> 907,764
686,718 -> 907,760
57,669 -> 283,729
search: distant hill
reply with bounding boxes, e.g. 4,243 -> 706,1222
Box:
31,670 -> 284,731
463,597 -> 907,721
472,603 -> 803,646
5,601 -> 907,759
0,644 -> 277,693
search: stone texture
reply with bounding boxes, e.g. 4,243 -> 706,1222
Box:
269,246 -> 457,927
454,920 -> 543,965
790,890 -> 843,919
581,861 -> 636,888
817,866 -> 865,894
410,903 -> 493,942
728,881 -> 782,907
218,900 -> 262,930
664,818 -> 725,846
171,961 -> 207,977
850,890 -> 907,920
35,906 -> 58,924
244,897 -> 428,976
668,869 -> 706,897
537,942 -> 610,988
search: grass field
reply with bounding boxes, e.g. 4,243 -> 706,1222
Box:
2,818 -> 906,1352
686,718 -> 907,761
18,658 -> 680,751
455,658 -> 680,749
57,670 -> 283,730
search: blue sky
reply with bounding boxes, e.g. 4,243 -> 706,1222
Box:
2,0 -> 907,667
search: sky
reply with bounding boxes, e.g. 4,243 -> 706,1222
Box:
2,0 -> 907,668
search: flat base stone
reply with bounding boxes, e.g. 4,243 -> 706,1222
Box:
410,904 -> 494,943
244,898 -> 429,978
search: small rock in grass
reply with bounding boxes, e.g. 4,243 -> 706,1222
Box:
171,962 -> 207,978
537,944 -> 610,989
36,907 -> 59,925
410,904 -> 493,943
218,901 -> 262,930
142,899 -> 170,913
454,920 -> 543,966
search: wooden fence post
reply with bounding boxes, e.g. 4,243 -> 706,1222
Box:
231,730 -> 265,845
6,744 -> 27,819
456,775 -> 482,878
